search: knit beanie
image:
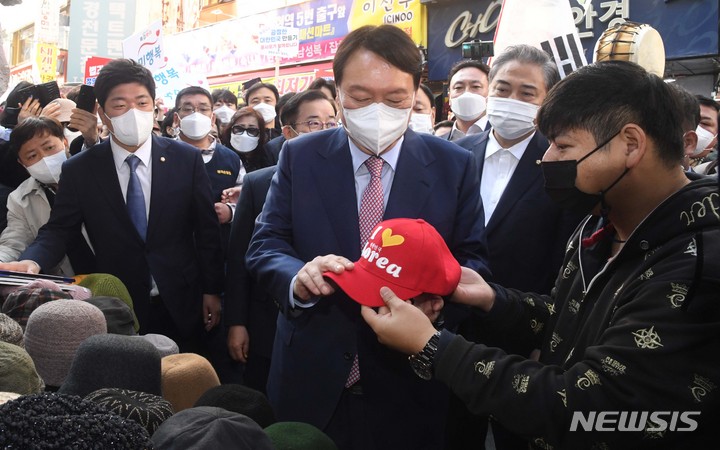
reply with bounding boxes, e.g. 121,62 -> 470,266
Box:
85,388 -> 174,435
1,286 -> 72,329
59,333 -> 161,398
24,299 -> 107,388
0,313 -> 23,347
25,278 -> 92,300
265,421 -> 339,450
195,384 -> 276,428
84,296 -> 137,336
133,333 -> 179,358
161,353 -> 220,412
152,407 -> 274,450
76,273 -> 138,332
0,392 -> 152,449
0,341 -> 44,395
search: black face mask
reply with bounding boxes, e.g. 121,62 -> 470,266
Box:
541,131 -> 628,216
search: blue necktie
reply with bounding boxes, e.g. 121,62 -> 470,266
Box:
125,154 -> 147,240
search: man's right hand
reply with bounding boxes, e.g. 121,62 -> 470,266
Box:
227,325 -> 250,363
68,107 -> 99,146
293,254 -> 354,302
0,260 -> 41,274
449,266 -> 496,312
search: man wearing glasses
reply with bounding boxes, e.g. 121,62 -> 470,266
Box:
225,88 -> 338,395
173,86 -> 242,228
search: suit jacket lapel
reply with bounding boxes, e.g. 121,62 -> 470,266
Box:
385,130 -> 436,220
312,128 -> 362,259
147,136 -> 170,243
91,140 -> 139,235
486,133 -> 547,232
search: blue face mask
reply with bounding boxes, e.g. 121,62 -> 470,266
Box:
541,131 -> 627,215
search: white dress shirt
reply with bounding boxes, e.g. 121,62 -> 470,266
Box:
481,131 -> 535,225
110,137 -> 153,219
448,115 -> 488,141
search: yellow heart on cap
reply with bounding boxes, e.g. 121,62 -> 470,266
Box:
381,228 -> 404,247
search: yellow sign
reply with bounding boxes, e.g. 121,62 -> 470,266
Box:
36,42 -> 58,83
348,0 -> 427,47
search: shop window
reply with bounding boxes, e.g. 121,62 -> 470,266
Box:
12,25 -> 34,66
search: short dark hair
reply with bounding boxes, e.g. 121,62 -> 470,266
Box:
280,90 -> 338,127
243,82 -> 280,106
696,95 -> 720,113
94,59 -> 155,110
308,78 -> 337,99
537,60 -> 685,167
174,86 -> 213,110
276,92 -> 297,124
211,89 -> 238,107
333,25 -> 422,89
65,86 -> 81,103
220,106 -> 268,150
447,59 -> 490,84
9,116 -> 64,158
161,107 -> 176,138
669,84 -> 700,132
489,45 -> 560,92
417,83 -> 435,107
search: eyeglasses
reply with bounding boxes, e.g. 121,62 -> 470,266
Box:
291,120 -> 338,131
231,125 -> 260,137
178,106 -> 212,115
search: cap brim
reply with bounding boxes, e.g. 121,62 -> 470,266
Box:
324,266 -> 421,307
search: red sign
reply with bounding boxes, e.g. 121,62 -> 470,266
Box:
83,56 -> 113,86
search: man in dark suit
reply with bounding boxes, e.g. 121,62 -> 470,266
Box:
246,25 -> 490,450
0,59 -> 224,350
451,45 -> 581,450
438,59 -> 492,141
225,89 -> 338,393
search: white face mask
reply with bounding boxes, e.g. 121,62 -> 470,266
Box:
180,112 -> 213,140
63,128 -> 82,144
213,105 -> 235,124
487,97 -> 539,140
690,125 -> 717,157
26,150 -> 67,185
106,108 -> 154,147
252,102 -> 277,123
451,92 -> 487,122
230,133 -> 259,153
341,98 -> 412,155
408,113 -> 434,135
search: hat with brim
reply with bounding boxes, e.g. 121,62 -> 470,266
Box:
324,218 -> 461,307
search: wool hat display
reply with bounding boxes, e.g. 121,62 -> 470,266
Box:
0,392 -> 152,449
265,422 -> 339,450
85,296 -> 137,335
59,334 -> 162,398
1,286 -> 72,329
0,341 -> 44,395
133,333 -> 179,358
77,273 -> 139,331
324,218 -> 462,307
0,391 -> 21,406
152,407 -> 274,450
24,299 -> 107,388
194,384 -> 276,428
85,388 -> 174,435
161,353 -> 220,412
25,278 -> 92,300
0,313 -> 23,347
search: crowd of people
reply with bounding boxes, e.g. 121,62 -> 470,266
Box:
0,22 -> 719,449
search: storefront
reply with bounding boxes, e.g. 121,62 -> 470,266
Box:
424,0 -> 719,95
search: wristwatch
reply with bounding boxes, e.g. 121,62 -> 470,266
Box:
408,331 -> 441,380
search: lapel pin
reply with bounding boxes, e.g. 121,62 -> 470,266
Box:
535,160 -> 541,165
160,156 -> 166,162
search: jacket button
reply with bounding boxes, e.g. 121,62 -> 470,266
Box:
343,352 -> 352,361
640,240 -> 650,250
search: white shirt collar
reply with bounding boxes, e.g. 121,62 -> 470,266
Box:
485,130 -> 535,161
349,135 -> 402,174
110,135 -> 153,171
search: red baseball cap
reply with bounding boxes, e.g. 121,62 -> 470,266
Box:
324,218 -> 461,307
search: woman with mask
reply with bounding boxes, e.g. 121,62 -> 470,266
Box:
408,83 -> 436,135
0,117 -> 93,275
221,106 -> 272,173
